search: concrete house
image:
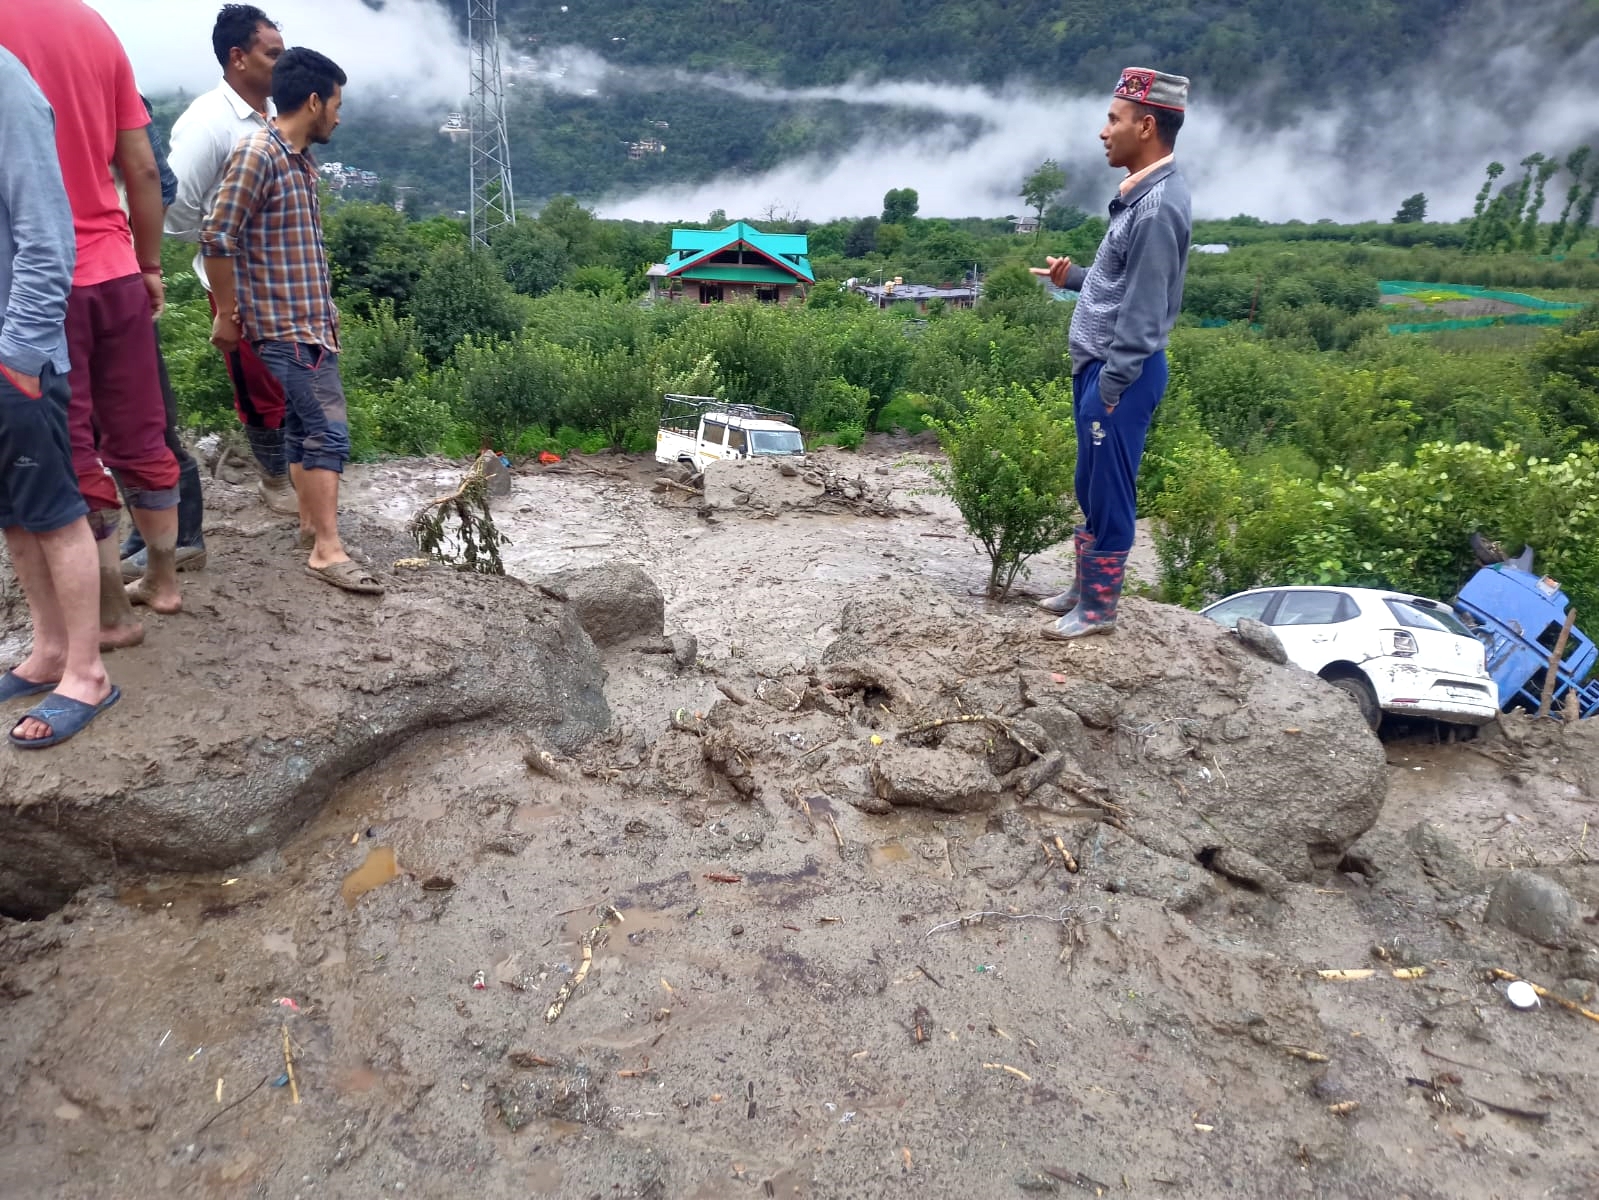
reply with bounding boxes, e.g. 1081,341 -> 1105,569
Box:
646,221 -> 816,305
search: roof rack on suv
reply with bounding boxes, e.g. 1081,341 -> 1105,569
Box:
661,394 -> 797,427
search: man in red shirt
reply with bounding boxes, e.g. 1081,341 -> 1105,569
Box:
0,0 -> 184,650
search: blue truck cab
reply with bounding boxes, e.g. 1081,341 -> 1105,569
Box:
1453,565 -> 1599,718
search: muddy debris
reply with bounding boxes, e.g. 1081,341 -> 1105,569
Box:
7,456 -> 1599,1200
0,525 -> 610,918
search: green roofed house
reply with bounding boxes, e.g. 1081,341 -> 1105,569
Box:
645,221 -> 815,305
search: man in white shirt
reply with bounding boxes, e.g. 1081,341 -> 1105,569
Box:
166,3 -> 296,515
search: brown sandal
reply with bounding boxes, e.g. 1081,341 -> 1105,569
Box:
305,559 -> 384,595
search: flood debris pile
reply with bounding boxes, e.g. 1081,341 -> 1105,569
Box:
656,581 -> 1387,905
0,545 -> 612,919
654,450 -> 923,519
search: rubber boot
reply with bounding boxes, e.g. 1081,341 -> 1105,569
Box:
1037,526 -> 1094,614
1042,550 -> 1128,640
246,425 -> 298,515
121,457 -> 207,578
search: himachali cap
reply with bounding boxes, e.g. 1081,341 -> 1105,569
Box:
1114,67 -> 1189,112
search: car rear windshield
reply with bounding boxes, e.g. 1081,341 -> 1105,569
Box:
1385,598 -> 1473,638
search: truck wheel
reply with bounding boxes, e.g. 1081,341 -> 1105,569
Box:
1325,672 -> 1381,732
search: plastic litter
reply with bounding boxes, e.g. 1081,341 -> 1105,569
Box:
471,970 -> 488,990
271,1073 -> 291,1088
1506,980 -> 1540,1009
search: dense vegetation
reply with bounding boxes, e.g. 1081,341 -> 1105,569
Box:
156,194 -> 1599,617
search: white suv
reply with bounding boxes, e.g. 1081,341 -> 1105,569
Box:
1200,586 -> 1500,729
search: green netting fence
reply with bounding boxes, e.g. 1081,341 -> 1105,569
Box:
1379,279 -> 1583,311
1380,280 -> 1583,335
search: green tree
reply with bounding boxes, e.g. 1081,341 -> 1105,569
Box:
455,333 -> 567,450
1020,160 -> 1068,243
1547,146 -> 1591,252
927,380 -> 1079,598
323,201 -> 426,313
492,221 -> 571,297
1519,157 -> 1559,251
1393,193 -> 1427,224
1466,161 -> 1504,250
881,187 -> 920,224
411,243 -> 523,364
844,216 -> 880,257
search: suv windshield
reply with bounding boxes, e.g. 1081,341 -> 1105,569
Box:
1386,598 -> 1473,638
749,429 -> 804,455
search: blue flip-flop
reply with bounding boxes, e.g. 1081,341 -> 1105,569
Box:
0,669 -> 60,703
9,686 -> 121,750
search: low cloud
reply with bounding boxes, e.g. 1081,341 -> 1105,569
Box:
596,33 -> 1599,224
89,0 -> 469,107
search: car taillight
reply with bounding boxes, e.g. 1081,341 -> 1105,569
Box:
1388,630 -> 1418,657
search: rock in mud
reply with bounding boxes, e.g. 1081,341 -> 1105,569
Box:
1484,870 -> 1580,947
1234,618 -> 1289,665
869,744 -> 1002,812
829,585 -> 1386,881
1404,820 -> 1481,893
0,553 -> 610,917
539,562 -> 665,648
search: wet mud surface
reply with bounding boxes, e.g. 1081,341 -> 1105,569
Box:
2,441 -> 1597,1199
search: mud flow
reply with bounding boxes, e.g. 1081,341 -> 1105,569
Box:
2,441 -> 1596,1199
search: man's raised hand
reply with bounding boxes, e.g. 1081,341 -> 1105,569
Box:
1028,256 -> 1073,288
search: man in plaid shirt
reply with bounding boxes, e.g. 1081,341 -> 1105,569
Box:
202,47 -> 381,595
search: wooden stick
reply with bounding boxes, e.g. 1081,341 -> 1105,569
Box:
1537,608 -> 1577,718
897,713 -> 1045,757
1490,967 -> 1599,1024
282,1024 -> 300,1105
546,906 -> 623,1023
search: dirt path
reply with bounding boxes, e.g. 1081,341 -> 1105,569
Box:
1,447 -> 1595,1200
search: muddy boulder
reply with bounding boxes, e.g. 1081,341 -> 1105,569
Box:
823,584 -> 1386,881
0,542 -> 610,917
539,562 -> 665,648
1484,870 -> 1580,947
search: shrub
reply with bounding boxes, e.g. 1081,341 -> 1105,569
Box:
411,243 -> 523,364
806,378 -> 871,433
926,381 -> 1078,598
454,334 -> 567,450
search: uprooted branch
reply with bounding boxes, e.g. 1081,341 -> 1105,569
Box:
409,455 -> 510,576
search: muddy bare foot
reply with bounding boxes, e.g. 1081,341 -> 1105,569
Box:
98,620 -> 146,651
125,577 -> 182,614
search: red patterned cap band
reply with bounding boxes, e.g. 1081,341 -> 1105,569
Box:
1114,67 -> 1189,112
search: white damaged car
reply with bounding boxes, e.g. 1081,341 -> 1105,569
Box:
1201,586 -> 1500,729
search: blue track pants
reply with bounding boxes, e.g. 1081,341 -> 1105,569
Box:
1072,352 -> 1168,555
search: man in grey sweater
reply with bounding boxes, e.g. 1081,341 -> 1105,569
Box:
1032,67 -> 1192,638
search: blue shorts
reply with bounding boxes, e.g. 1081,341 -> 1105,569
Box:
254,341 -> 350,473
0,365 -> 90,534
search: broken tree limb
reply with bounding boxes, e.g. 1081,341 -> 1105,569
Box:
1536,608 -> 1577,718
546,905 -> 623,1024
1490,968 -> 1599,1025
897,713 -> 1046,758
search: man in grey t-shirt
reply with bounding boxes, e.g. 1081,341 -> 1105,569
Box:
1032,67 -> 1192,639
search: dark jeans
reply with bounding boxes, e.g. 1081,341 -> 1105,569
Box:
255,341 -> 349,473
0,365 -> 89,534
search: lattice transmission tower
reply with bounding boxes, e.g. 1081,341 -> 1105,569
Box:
468,0 -> 515,248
